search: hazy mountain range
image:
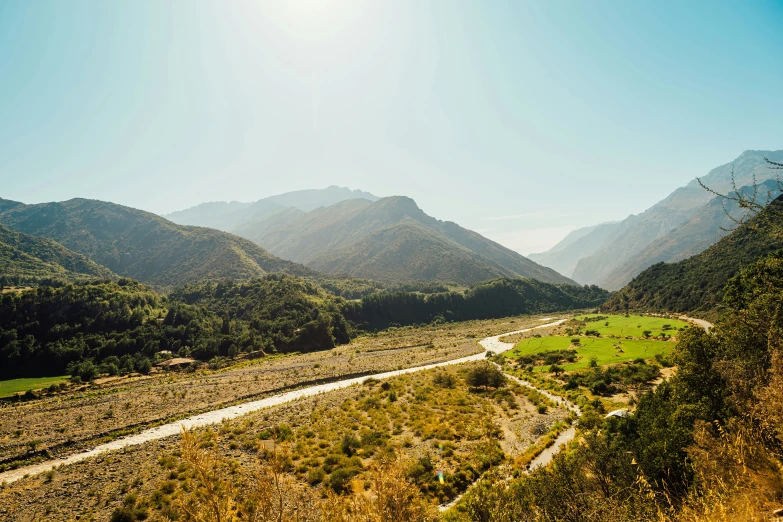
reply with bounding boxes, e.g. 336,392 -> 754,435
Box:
603,193 -> 783,314
165,186 -> 379,231
167,189 -> 577,286
530,149 -> 783,290
0,187 -> 576,289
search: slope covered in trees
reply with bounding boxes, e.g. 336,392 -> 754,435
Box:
0,275 -> 351,379
0,198 -> 313,289
345,278 -> 608,331
602,195 -> 783,314
0,224 -> 115,286
1,274 -> 608,379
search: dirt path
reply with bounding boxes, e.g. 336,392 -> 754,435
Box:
680,316 -> 714,332
0,319 -> 568,486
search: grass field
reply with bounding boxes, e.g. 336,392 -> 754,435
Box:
503,314 -> 686,371
506,336 -> 674,371
571,314 -> 690,338
0,375 -> 69,397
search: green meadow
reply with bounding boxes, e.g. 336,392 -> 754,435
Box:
0,375 -> 69,398
570,314 -> 690,337
504,314 -> 689,371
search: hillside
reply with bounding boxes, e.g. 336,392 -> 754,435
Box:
239,195 -> 576,286
602,195 -> 783,314
600,179 -> 783,290
0,198 -> 313,289
165,186 -> 378,231
0,275 -> 350,379
535,150 -> 783,287
344,277 -> 609,330
0,224 -> 115,285
309,220 -> 515,285
528,222 -> 621,278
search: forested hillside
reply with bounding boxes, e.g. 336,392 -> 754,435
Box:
345,278 -> 608,330
0,224 -> 115,286
602,195 -> 783,314
0,198 -> 313,289
1,274 -> 608,379
0,276 -> 350,379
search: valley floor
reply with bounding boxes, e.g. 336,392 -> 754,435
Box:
0,314 -> 569,521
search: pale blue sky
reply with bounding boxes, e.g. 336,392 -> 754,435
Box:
1,1 -> 782,254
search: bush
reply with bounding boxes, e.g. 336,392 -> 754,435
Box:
465,363 -> 506,389
328,467 -> 358,494
67,360 -> 98,382
433,372 -> 456,388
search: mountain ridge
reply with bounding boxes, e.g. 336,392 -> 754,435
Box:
533,149 -> 783,287
0,198 -> 314,289
238,195 -> 578,286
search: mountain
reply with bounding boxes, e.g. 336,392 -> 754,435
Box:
0,198 -> 313,289
601,195 -> 783,314
600,179 -> 783,290
528,222 -> 622,278
0,223 -> 115,285
568,149 -> 783,289
239,195 -> 577,286
165,186 -> 378,231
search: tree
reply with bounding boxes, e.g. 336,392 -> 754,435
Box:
466,362 -> 506,390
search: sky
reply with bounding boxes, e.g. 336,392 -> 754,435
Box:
1,1 -> 782,255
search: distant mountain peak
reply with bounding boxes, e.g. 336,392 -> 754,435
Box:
165,186 -> 379,231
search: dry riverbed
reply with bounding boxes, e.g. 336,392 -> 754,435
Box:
0,314 -> 567,519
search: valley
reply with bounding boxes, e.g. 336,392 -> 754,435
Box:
0,315 -> 575,520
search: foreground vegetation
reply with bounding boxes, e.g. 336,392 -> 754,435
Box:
0,314 -> 554,472
446,248 -> 783,521
0,355 -> 570,521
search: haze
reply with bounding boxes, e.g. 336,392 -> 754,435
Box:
1,0 -> 782,253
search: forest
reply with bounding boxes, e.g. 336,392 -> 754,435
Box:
344,278 -> 608,330
0,275 -> 604,380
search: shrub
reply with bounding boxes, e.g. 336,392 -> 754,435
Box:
328,467 -> 359,494
433,372 -> 456,388
465,363 -> 506,390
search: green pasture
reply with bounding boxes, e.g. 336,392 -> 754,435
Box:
571,314 -> 690,338
0,375 -> 69,398
505,335 -> 674,371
